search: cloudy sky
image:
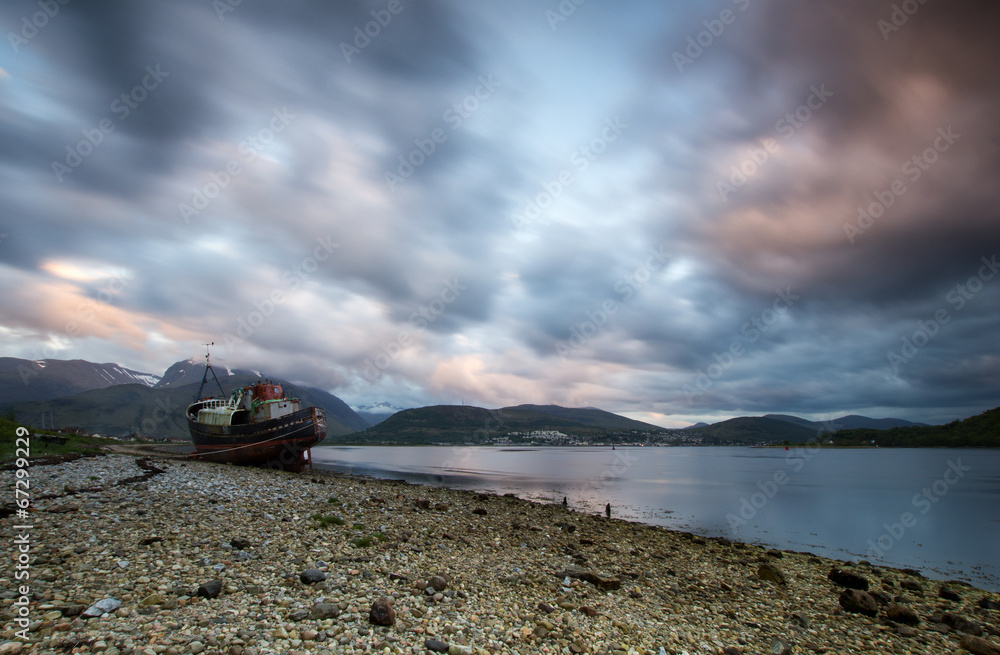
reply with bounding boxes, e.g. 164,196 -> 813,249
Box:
1,1 -> 998,427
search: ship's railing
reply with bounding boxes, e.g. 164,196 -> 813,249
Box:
200,399 -> 230,410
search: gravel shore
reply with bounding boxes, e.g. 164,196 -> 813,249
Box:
2,453 -> 999,655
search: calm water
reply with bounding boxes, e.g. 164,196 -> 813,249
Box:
311,445 -> 1000,590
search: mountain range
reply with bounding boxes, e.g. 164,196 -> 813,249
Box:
0,357 -> 367,439
0,356 -> 953,446
352,402 -> 409,426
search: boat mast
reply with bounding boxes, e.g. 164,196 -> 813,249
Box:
194,342 -> 227,401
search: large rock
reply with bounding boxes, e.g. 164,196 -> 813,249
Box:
941,612 -> 982,636
427,574 -> 449,592
828,567 -> 869,590
886,604 -> 920,626
369,598 -> 395,626
938,584 -> 961,601
300,568 -> 327,584
558,565 -> 622,591
959,635 -> 1000,655
979,596 -> 1000,611
838,589 -> 878,617
82,598 -> 121,618
757,563 -> 787,585
197,580 -> 223,599
310,602 -> 341,619
424,639 -> 450,653
900,578 -> 923,594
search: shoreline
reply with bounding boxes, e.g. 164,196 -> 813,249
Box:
3,453 -> 998,654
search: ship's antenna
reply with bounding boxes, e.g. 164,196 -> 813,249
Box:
194,341 -> 227,401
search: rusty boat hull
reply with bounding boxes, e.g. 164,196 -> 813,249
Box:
187,405 -> 326,471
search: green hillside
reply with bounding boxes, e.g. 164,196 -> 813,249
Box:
690,416 -> 817,445
339,404 -> 664,444
829,406 -> 1000,447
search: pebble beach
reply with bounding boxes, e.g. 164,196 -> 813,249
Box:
3,452 -> 999,655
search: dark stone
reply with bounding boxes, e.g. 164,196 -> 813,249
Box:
979,596 -> 1000,611
938,584 -> 961,601
300,569 -> 327,584
427,574 -> 448,592
537,602 -> 556,613
838,589 -> 878,617
424,638 -> 450,652
790,611 -> 810,628
580,606 -> 599,617
959,634 -> 1000,655
828,567 -> 869,591
901,568 -> 922,577
897,625 -> 918,638
723,648 -> 743,655
942,612 -> 982,636
767,549 -> 784,559
900,578 -> 923,594
368,599 -> 395,626
771,638 -> 792,655
197,580 -> 223,599
311,602 -> 341,620
869,590 -> 892,606
289,609 -> 309,621
886,603 -> 920,626
139,536 -> 163,546
415,499 -> 431,509
472,507 -> 488,515
60,604 -> 85,617
757,563 -> 787,585
231,538 -> 251,550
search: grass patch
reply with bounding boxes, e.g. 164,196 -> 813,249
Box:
0,416 -> 118,464
310,514 -> 345,528
352,523 -> 365,530
327,497 -> 341,505
350,536 -> 374,548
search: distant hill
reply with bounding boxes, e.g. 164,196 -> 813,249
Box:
765,413 -> 926,432
340,403 -> 665,444
508,404 -> 662,431
5,372 -> 368,440
830,407 -> 1000,447
0,357 -> 160,405
690,416 -> 817,445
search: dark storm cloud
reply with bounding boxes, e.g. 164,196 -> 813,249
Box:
1,1 -> 997,426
